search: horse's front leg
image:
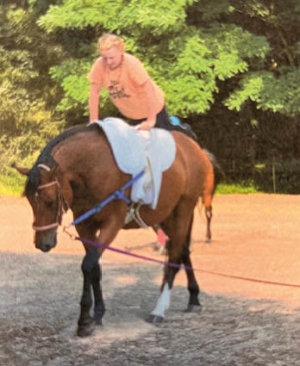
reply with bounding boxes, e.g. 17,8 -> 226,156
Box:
92,262 -> 106,325
76,204 -> 126,336
77,248 -> 100,337
182,246 -> 201,313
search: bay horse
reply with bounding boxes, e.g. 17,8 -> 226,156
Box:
14,122 -> 219,337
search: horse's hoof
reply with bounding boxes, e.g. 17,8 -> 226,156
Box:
93,309 -> 105,325
77,320 -> 95,337
205,238 -> 211,244
147,314 -> 164,324
185,304 -> 202,313
93,316 -> 102,326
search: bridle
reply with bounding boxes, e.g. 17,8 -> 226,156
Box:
32,164 -> 67,232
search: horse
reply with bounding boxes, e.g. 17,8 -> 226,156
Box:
13,121 -> 219,337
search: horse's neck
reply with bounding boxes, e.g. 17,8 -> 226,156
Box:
53,131 -> 121,202
53,131 -> 108,171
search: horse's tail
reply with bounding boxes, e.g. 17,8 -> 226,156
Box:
203,149 -> 223,195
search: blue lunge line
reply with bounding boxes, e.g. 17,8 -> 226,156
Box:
71,170 -> 144,226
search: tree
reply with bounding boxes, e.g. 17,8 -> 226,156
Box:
2,0 -> 300,191
0,1 -> 64,173
37,0 -> 270,118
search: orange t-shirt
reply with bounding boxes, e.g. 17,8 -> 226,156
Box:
88,53 -> 165,119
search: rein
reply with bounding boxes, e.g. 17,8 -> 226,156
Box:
70,170 -> 144,227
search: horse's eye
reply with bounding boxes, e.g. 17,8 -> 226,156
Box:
44,200 -> 55,209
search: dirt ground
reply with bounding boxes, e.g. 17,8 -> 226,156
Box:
1,194 -> 300,366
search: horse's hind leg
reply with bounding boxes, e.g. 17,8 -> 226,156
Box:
148,247 -> 199,323
91,262 -> 106,325
148,212 -> 200,323
147,261 -> 180,324
202,187 -> 213,243
179,214 -> 201,312
205,204 -> 212,243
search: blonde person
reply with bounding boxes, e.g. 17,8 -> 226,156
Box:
88,33 -> 196,250
88,33 -> 197,138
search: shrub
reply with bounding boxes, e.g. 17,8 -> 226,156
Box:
254,160 -> 300,194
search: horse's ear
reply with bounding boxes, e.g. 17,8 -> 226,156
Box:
11,163 -> 30,176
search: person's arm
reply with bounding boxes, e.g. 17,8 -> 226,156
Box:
136,79 -> 157,130
89,83 -> 102,122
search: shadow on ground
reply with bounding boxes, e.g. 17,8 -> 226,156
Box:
1,252 -> 300,366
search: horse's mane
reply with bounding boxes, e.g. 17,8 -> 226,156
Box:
26,123 -> 101,194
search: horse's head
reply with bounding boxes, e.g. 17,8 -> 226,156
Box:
13,162 -> 68,252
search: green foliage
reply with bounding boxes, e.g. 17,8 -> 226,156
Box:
37,0 -> 271,118
0,2 -> 65,175
38,0 -> 198,34
225,69 -> 300,116
156,35 -> 216,115
193,0 -> 233,22
2,0 -> 300,192
49,59 -> 91,112
204,24 -> 270,78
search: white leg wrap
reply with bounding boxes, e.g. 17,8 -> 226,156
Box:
150,283 -> 170,318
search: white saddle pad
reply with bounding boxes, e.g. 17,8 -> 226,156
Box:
95,118 -> 176,209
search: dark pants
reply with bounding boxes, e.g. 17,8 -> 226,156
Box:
131,107 -> 198,141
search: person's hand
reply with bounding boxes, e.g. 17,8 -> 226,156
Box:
136,119 -> 155,131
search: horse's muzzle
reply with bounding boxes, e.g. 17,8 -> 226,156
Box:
34,230 -> 57,252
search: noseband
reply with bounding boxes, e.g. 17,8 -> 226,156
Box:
32,164 -> 67,232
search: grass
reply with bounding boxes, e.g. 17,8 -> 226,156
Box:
0,174 -> 26,196
216,182 -> 258,194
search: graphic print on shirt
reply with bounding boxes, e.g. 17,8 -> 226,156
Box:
108,80 -> 130,99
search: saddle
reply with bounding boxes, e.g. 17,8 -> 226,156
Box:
95,118 -> 176,210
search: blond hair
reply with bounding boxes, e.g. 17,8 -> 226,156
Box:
98,34 -> 125,53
